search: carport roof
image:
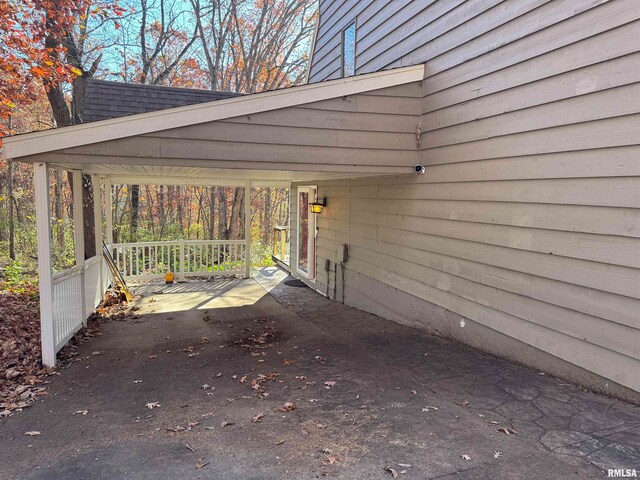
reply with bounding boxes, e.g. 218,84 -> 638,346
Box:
3,64 -> 425,184
79,78 -> 242,123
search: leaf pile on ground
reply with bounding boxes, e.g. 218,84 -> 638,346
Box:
233,317 -> 279,352
1,288 -> 137,417
0,291 -> 49,417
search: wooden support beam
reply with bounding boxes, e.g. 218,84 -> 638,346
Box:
34,162 -> 56,367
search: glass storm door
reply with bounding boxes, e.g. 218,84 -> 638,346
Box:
297,186 -> 317,278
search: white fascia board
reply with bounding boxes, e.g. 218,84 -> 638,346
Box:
4,65 -> 424,160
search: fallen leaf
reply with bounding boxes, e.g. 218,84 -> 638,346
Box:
73,409 -> 89,416
326,455 -> 338,465
457,400 -> 470,407
283,359 -> 295,366
498,427 -> 517,435
195,457 -> 209,469
252,412 -> 268,423
493,451 -> 503,459
384,466 -> 398,478
278,402 -> 296,412
397,463 -> 411,468
410,390 -> 417,395
134,380 -> 142,384
320,447 -> 333,454
240,375 -> 248,383
461,454 -> 471,461
201,384 -> 211,390
422,406 -> 438,412
146,402 -> 161,409
324,381 -> 337,389
221,421 -> 234,427
24,431 -> 41,436
274,439 -> 285,445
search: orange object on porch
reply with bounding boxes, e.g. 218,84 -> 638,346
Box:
165,272 -> 175,284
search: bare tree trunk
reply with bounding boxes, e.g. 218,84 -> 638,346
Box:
7,160 -> 15,260
209,187 -> 216,239
82,174 -> 96,258
229,187 -> 244,239
217,187 -> 228,240
130,184 -> 140,242
263,187 -> 271,243
54,169 -> 65,251
176,186 -> 183,229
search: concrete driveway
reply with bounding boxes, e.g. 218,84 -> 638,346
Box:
1,268 -> 638,479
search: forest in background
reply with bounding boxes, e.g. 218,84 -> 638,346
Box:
0,0 -> 316,286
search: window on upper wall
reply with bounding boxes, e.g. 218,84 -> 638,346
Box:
342,22 -> 356,77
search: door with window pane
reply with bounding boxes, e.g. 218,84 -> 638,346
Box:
297,186 -> 316,278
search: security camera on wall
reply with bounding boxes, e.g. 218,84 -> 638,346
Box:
414,164 -> 426,174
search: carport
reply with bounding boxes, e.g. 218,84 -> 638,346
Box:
1,65 -> 425,366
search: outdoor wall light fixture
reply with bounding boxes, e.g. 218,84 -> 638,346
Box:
309,197 -> 327,214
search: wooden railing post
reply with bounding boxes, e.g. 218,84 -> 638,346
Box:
34,162 -> 56,367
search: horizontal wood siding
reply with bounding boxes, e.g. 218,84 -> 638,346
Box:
306,0 -> 640,392
59,86 -> 421,173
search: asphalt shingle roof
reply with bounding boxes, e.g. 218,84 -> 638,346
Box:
79,78 -> 242,123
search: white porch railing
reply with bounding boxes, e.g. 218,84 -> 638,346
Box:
52,255 -> 110,353
110,240 -> 247,281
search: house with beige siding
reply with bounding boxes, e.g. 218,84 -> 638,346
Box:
3,0 -> 639,401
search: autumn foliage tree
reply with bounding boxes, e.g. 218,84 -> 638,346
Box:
0,0 -> 313,270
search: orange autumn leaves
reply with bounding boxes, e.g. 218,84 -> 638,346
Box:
0,0 -> 123,136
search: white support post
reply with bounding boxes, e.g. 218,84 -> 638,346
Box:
104,176 -> 113,245
245,180 -> 251,279
92,175 -> 103,301
34,162 -> 56,367
72,170 -> 86,325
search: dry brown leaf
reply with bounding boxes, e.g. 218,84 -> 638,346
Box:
195,457 -> 209,469
498,427 -> 517,435
278,402 -> 296,412
146,402 -> 161,409
252,412 -> 268,423
384,466 -> 398,478
283,359 -> 295,366
221,421 -> 234,427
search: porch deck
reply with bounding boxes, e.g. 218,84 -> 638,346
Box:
1,268 -> 638,479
